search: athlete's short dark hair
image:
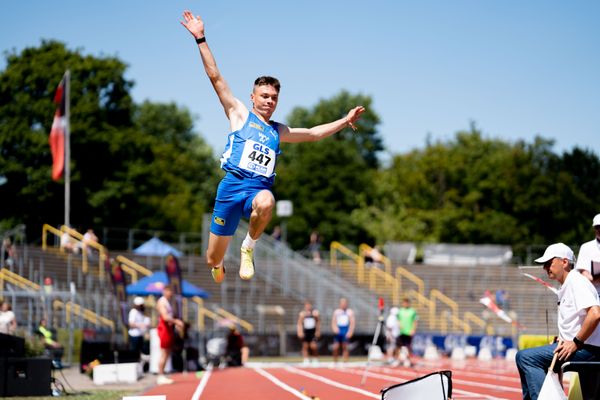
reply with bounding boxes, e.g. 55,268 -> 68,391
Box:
254,76 -> 280,93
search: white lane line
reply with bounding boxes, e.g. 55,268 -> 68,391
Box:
285,366 -> 379,399
191,370 -> 212,400
338,367 -> 508,399
375,366 -> 521,393
394,363 -> 520,383
254,367 -> 313,400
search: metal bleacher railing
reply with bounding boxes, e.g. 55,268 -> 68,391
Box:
330,242 -> 492,335
40,224 -> 251,334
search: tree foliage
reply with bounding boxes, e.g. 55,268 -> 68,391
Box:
272,91 -> 383,249
354,125 -> 599,246
0,41 -> 217,236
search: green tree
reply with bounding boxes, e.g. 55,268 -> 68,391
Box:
0,41 -> 217,237
357,126 -> 600,247
272,91 -> 382,249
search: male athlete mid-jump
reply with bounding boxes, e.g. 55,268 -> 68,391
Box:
180,10 -> 365,283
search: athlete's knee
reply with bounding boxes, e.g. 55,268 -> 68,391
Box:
253,193 -> 275,215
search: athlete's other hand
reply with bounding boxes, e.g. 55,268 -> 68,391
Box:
180,10 -> 205,40
345,106 -> 366,131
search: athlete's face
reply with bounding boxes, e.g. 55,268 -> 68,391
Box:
251,84 -> 279,119
595,226 -> 600,241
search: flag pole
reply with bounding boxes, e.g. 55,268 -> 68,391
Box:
64,70 -> 71,227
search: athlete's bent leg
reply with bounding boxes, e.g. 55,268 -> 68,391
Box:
207,233 -> 232,283
248,190 -> 275,240
239,190 -> 274,280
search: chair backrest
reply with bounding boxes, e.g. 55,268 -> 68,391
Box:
381,370 -> 452,400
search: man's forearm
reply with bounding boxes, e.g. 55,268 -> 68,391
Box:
576,306 -> 600,342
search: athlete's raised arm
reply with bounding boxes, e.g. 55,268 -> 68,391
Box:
180,10 -> 247,129
279,106 -> 365,143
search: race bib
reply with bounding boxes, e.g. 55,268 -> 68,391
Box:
336,313 -> 350,327
238,139 -> 276,177
303,316 -> 316,330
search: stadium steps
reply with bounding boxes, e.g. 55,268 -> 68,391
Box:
403,264 -> 558,336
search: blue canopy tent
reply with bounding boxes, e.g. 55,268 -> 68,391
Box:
133,237 -> 183,257
125,271 -> 209,298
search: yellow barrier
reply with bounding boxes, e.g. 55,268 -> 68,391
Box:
42,224 -> 64,252
518,334 -> 553,350
368,267 -> 400,305
116,255 -> 152,277
395,267 -> 425,298
359,244 -> 392,275
0,268 -> 41,294
215,307 -> 254,333
53,299 -> 115,331
61,226 -> 106,279
330,241 -> 364,283
191,297 -> 221,331
430,289 -> 462,332
332,241 -> 481,334
115,255 -> 152,283
464,311 -> 494,335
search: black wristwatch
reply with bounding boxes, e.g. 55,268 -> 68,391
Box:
573,336 -> 584,350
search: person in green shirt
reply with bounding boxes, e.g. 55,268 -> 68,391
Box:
397,298 -> 418,366
38,318 -> 63,350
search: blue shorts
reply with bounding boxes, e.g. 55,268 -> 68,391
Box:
334,326 -> 349,343
210,172 -> 271,236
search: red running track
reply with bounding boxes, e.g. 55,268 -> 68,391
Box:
143,358 -> 525,399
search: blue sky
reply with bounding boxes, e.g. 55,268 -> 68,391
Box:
2,1 -> 599,160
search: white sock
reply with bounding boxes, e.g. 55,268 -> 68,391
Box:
242,233 -> 257,249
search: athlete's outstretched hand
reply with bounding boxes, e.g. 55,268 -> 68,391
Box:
345,106 -> 366,131
180,10 -> 205,39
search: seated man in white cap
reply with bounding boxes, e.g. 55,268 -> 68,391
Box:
576,213 -> 600,295
516,243 -> 600,400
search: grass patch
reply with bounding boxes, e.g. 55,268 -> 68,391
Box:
9,390 -> 135,400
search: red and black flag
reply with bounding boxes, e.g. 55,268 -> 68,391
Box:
165,254 -> 183,319
49,74 -> 67,181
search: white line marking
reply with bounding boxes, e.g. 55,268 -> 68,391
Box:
373,366 -> 522,392
285,366 -> 379,399
254,367 -> 313,400
338,367 -> 509,399
191,370 -> 212,400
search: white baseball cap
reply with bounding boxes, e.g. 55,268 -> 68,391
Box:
592,213 -> 600,227
133,296 -> 145,306
534,243 -> 575,263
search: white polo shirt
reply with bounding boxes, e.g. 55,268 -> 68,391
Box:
576,239 -> 600,274
558,270 -> 600,346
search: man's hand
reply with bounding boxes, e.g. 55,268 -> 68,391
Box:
555,340 -> 577,361
345,106 -> 366,131
180,10 -> 205,40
